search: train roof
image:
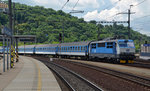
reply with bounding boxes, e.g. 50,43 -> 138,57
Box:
18,41 -> 90,48
19,45 -> 36,48
36,44 -> 58,47
60,41 -> 91,47
91,39 -> 133,44
143,44 -> 150,46
118,39 -> 133,42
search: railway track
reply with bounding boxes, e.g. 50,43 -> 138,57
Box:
126,61 -> 150,69
125,58 -> 150,69
40,59 -> 103,91
58,59 -> 150,89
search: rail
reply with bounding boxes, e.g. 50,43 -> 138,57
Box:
61,59 -> 150,88
43,60 -> 103,91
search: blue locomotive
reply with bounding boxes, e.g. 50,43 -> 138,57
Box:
0,38 -> 135,63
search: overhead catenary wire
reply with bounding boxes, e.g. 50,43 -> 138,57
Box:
105,0 -> 148,20
133,14 -> 150,20
61,0 -> 69,10
133,0 -> 147,7
70,0 -> 121,14
71,0 -> 79,11
102,0 -> 121,11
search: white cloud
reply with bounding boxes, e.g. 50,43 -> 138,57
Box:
33,0 -> 49,5
78,0 -> 100,9
83,10 -> 99,21
31,0 -> 100,11
32,0 -> 63,9
83,0 -> 150,36
84,0 -> 149,20
84,0 -> 142,21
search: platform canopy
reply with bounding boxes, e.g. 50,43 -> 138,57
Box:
0,35 -> 36,43
14,35 -> 36,42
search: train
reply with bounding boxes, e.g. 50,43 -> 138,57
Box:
140,44 -> 150,60
0,38 -> 136,63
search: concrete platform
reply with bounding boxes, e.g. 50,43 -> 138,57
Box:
2,56 -> 61,91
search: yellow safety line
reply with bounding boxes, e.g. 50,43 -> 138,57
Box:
35,62 -> 42,91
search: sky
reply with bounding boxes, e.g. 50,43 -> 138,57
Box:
6,0 -> 150,36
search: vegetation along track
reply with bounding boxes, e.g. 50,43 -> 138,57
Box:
37,58 -> 103,91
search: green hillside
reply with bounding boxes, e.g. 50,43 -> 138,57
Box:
0,3 -> 150,51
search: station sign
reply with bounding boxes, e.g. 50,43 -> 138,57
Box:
1,26 -> 12,37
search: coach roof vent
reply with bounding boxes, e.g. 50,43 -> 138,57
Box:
102,37 -> 117,41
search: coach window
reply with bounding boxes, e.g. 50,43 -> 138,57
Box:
78,47 -> 80,51
98,43 -> 105,47
81,47 -> 83,51
84,47 -> 86,50
70,47 -> 72,50
73,47 -> 74,51
91,43 -> 96,48
107,42 -> 113,48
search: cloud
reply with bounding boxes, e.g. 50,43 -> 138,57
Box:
23,0 -> 100,11
83,10 -> 99,21
84,0 -> 142,21
83,0 -> 150,36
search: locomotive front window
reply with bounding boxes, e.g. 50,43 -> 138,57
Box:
119,41 -> 134,48
91,43 -> 96,48
98,43 -> 105,47
127,42 -> 134,47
